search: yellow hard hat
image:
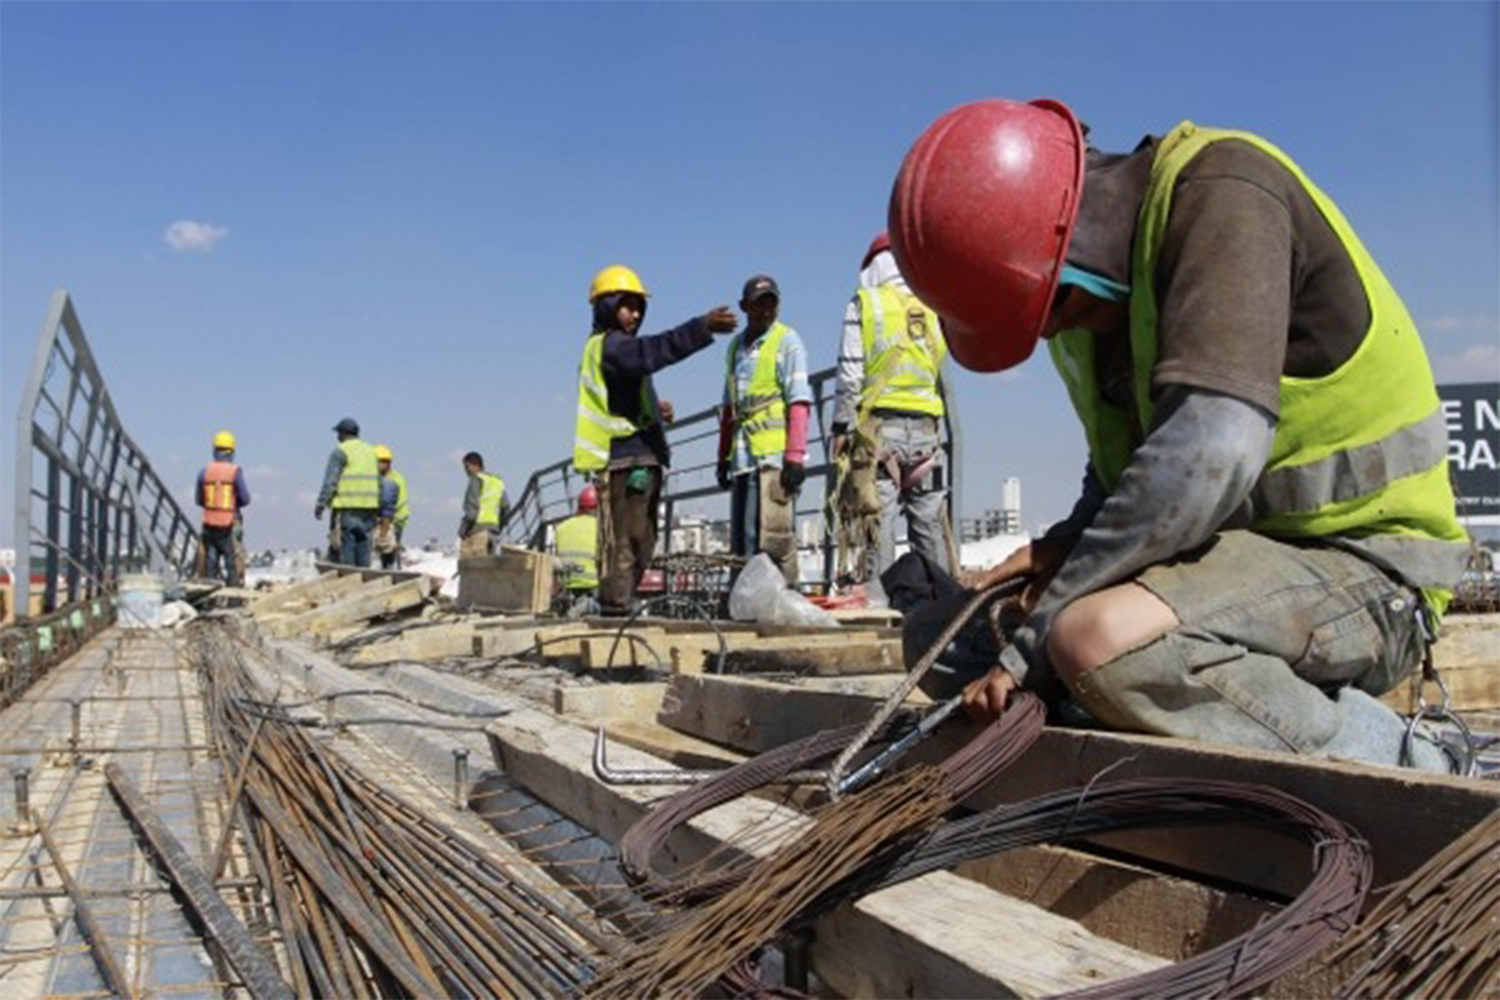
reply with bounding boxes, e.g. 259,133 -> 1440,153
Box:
212,430 -> 236,450
374,444 -> 393,462
588,265 -> 649,303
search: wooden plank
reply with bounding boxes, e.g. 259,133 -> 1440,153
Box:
1379,614 -> 1500,712
348,622 -> 480,666
456,552 -> 553,613
484,710 -> 1165,999
720,638 -> 904,676
667,630 -> 883,674
658,673 -> 921,754
552,682 -> 668,725
607,719 -> 745,770
581,629 -> 669,671
250,571 -> 351,616
267,578 -> 430,639
655,674 -> 1500,897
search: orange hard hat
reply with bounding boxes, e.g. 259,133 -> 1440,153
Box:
577,484 -> 598,514
888,98 -> 1086,372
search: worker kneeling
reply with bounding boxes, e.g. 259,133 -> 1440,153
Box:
890,99 -> 1469,772
553,485 -> 601,617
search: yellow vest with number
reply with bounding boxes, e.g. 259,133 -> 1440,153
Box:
555,514 -> 599,590
858,285 -> 947,417
476,473 -> 505,528
1049,122 -> 1468,612
386,470 -> 409,526
332,439 -> 380,510
725,323 -> 791,460
573,332 -> 657,472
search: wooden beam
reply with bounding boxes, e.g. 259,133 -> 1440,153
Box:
457,551 -> 552,613
655,674 -> 1500,897
1380,613 -> 1500,712
719,638 -> 904,676
266,577 -> 430,639
485,710 -> 1164,998
347,622 -> 480,666
552,682 -> 668,725
250,571 -> 351,616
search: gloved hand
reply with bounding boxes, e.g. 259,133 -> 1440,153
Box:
716,460 -> 732,492
313,504 -> 325,520
780,460 -> 806,494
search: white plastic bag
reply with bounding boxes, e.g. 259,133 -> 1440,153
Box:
728,553 -> 839,627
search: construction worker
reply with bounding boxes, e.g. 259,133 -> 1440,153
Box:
458,452 -> 506,556
890,99 -> 1468,771
553,484 -> 600,615
716,275 -> 812,586
573,265 -> 737,615
314,417 -> 380,568
831,233 -> 953,588
195,430 -> 251,586
375,445 -> 409,569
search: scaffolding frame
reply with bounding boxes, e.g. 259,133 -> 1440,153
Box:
11,291 -> 197,618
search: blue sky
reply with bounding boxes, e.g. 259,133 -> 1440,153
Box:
3,1 -> 1497,551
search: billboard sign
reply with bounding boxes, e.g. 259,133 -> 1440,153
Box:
1440,382 -> 1500,524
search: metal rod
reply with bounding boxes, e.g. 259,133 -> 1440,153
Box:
33,808 -> 137,1000
209,711 -> 268,879
453,748 -> 470,809
104,762 -> 295,1000
11,768 -> 32,833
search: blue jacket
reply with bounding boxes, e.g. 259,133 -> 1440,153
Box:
598,316 -> 713,467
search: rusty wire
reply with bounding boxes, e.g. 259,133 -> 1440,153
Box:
1334,807 -> 1498,999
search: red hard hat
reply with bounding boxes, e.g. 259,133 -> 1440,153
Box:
861,231 -> 891,271
577,484 -> 598,514
888,98 -> 1086,372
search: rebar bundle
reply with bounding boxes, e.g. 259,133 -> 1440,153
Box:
189,622 -> 610,998
1335,808 -> 1499,999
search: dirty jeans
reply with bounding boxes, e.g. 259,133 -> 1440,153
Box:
870,412 -> 950,579
730,469 -> 799,587
338,509 -> 377,569
1068,531 -> 1451,772
200,526 -> 240,586
597,467 -> 661,614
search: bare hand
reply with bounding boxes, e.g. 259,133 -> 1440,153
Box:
965,535 -> 1072,615
831,433 -> 849,460
962,667 -> 1018,724
658,400 -> 675,425
704,307 -> 737,334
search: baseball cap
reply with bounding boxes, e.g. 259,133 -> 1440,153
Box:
741,275 -> 780,302
333,417 -> 360,435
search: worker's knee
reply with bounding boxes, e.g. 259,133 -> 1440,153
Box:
1048,584 -> 1179,688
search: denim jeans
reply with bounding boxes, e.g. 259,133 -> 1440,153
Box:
731,469 -> 798,586
871,413 -> 950,578
338,509 -> 377,569
201,526 -> 240,586
1070,531 -> 1450,772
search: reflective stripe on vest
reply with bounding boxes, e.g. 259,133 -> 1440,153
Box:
476,473 -> 505,528
555,514 -> 599,590
202,461 -> 238,527
332,439 -> 381,509
1049,122 -> 1468,607
386,470 -> 410,525
574,332 -> 658,472
725,323 -> 791,460
858,286 -> 947,417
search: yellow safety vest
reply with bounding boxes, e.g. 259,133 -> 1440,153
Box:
332,439 -> 380,509
1049,122 -> 1469,612
724,323 -> 792,460
385,470 -> 409,526
858,286 -> 947,417
475,472 -> 505,528
573,332 -> 658,472
554,514 -> 599,590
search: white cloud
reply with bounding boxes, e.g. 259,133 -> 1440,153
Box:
1423,314 -> 1499,336
164,220 -> 229,252
1431,343 -> 1500,384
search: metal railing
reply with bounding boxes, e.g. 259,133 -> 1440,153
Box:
11,291 -> 198,618
499,366 -> 961,593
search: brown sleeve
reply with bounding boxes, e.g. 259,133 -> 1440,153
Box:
1151,146 -> 1294,417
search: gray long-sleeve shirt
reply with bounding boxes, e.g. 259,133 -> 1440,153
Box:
316,448 -> 346,508
1000,387 -> 1275,690
458,473 -> 510,538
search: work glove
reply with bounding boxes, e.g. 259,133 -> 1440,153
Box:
780,460 -> 806,494
716,460 -> 732,492
313,504 -> 325,520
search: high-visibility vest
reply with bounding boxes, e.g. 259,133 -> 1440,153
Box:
858,286 -> 947,417
332,439 -> 381,509
385,470 -> 409,526
724,323 -> 792,460
475,473 -> 505,528
201,461 -> 239,528
554,514 -> 599,590
573,332 -> 657,472
1048,122 -> 1469,613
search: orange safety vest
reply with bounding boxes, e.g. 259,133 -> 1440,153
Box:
202,461 -> 239,528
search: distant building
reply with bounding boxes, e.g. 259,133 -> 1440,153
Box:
960,477 -> 1024,541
